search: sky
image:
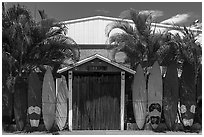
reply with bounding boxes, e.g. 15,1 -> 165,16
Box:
4,1 -> 202,26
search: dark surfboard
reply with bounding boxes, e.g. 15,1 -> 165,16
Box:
14,76 -> 28,131
148,61 -> 163,130
28,72 -> 42,128
132,64 -> 147,129
179,61 -> 196,127
2,84 -> 13,125
163,62 -> 179,130
195,65 -> 202,124
42,68 -> 56,131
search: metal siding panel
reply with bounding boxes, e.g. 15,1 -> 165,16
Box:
85,21 -> 89,44
93,20 -> 96,44
73,23 -> 77,43
79,22 -> 84,44
66,18 -> 136,45
103,19 -> 109,44
93,20 -> 98,44
100,19 -> 112,44
84,21 -> 89,44
98,19 -> 104,44
69,24 -> 76,43
73,23 -> 78,43
93,20 -> 97,44
78,22 -> 84,44
87,21 -> 91,44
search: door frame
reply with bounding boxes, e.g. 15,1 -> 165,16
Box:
67,71 -> 125,131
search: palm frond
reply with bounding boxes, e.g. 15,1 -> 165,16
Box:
129,9 -> 152,37
30,34 -> 80,64
107,33 -> 136,46
38,9 -> 48,19
105,20 -> 135,37
171,25 -> 201,65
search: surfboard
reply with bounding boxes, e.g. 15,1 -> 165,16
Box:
195,65 -> 202,124
196,65 -> 202,102
56,75 -> 68,131
163,62 -> 179,130
148,61 -> 163,130
28,72 -> 41,128
42,68 -> 56,131
179,61 -> 196,127
2,83 -> 13,125
132,64 -> 147,129
14,76 -> 28,131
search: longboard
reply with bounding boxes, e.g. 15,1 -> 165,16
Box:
56,75 -> 68,130
163,62 -> 178,130
195,65 -> 202,124
2,83 -> 13,124
42,68 -> 56,131
132,64 -> 147,129
148,61 -> 163,130
28,72 -> 41,128
14,76 -> 28,131
196,65 -> 202,101
179,61 -> 196,127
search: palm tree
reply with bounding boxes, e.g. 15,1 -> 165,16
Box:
171,26 -> 202,82
2,4 -> 35,129
105,9 -> 171,70
3,4 -> 80,87
2,4 -> 80,128
28,9 -> 80,74
3,4 -> 34,77
106,9 -> 202,130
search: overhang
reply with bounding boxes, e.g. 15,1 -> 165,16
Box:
57,54 -> 136,74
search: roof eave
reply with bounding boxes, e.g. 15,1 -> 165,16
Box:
57,54 -> 136,74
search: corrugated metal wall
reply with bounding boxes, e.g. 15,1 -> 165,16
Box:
66,19 -> 113,45
63,16 -> 201,62
64,16 -> 202,45
64,18 -> 133,61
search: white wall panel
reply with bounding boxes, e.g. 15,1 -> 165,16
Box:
64,16 -> 201,45
65,19 -> 113,44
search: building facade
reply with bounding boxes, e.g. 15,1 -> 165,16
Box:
60,16 -> 202,62
57,16 -> 202,131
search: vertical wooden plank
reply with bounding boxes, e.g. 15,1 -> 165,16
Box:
121,71 -> 125,130
68,71 -> 73,131
72,75 -> 76,130
76,76 -> 79,129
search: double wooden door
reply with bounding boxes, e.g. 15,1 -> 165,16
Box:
72,73 -> 121,130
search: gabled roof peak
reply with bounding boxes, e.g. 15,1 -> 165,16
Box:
57,53 -> 136,74
60,15 -> 132,24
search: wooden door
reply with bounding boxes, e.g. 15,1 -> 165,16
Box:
72,73 -> 121,130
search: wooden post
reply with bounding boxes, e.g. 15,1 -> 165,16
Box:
68,71 -> 73,131
121,71 -> 125,130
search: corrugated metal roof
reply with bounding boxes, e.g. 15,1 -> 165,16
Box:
57,54 -> 136,74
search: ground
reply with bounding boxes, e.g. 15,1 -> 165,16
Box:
2,130 -> 202,135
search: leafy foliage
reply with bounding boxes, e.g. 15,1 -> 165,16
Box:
105,8 -> 202,72
105,9 -> 164,69
2,3 -> 80,92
